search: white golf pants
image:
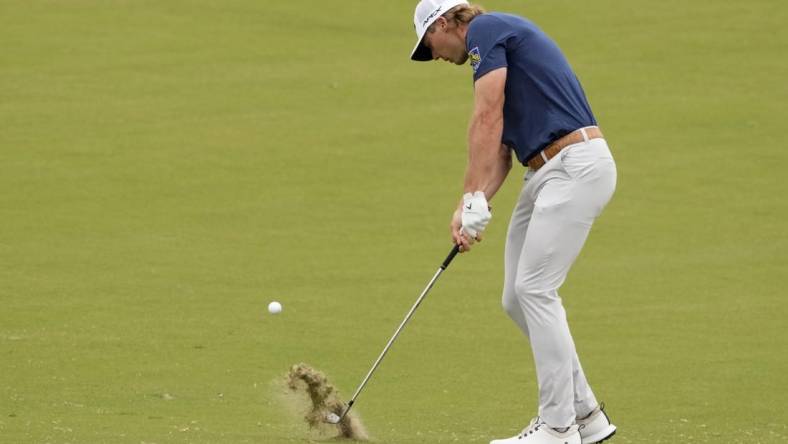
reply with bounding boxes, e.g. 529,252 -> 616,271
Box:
502,133 -> 617,428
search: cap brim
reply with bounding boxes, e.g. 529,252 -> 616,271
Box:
409,0 -> 469,61
410,38 -> 432,61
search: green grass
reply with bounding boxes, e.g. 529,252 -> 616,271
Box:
1,0 -> 786,442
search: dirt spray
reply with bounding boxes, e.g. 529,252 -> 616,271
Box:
286,363 -> 368,440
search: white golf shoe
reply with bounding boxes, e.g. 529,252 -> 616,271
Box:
490,417 -> 581,444
576,404 -> 616,444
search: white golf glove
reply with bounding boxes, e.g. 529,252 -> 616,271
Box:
461,191 -> 492,239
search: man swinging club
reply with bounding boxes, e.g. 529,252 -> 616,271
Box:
409,1 -> 618,443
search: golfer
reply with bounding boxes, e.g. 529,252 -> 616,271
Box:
410,1 -> 618,443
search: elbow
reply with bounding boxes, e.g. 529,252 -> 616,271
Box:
472,107 -> 503,129
479,113 -> 504,129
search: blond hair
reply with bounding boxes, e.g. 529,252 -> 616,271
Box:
427,4 -> 486,32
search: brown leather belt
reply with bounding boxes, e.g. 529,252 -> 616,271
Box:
526,127 -> 604,171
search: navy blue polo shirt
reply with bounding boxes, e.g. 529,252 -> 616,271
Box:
466,13 -> 596,165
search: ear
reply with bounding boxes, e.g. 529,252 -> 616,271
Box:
435,16 -> 447,31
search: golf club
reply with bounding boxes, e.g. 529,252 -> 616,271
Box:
326,244 -> 461,425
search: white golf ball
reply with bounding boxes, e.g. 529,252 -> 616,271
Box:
268,301 -> 282,314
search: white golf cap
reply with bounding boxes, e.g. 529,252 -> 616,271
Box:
410,0 -> 469,61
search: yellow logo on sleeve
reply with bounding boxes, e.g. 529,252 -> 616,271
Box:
469,47 -> 481,73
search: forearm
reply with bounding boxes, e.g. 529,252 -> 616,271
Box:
463,111 -> 512,201
451,68 -> 508,251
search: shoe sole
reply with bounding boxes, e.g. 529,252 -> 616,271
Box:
581,425 -> 616,444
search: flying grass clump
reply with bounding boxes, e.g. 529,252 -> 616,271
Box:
287,363 -> 368,440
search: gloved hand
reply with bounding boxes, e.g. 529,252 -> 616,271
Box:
460,191 -> 492,239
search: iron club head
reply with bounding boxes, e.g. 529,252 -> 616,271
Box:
326,412 -> 341,424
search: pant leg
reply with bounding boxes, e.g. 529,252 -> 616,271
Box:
502,177 -> 535,337
511,139 -> 617,427
502,169 -> 605,421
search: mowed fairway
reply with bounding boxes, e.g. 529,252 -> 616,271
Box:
1,0 -> 786,443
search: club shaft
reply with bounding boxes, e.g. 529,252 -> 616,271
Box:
348,267 -> 444,404
337,245 -> 460,421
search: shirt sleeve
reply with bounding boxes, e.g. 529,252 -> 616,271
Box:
467,15 -> 511,82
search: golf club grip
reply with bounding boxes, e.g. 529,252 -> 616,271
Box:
441,244 -> 461,269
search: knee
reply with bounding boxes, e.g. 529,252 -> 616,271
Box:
501,290 -> 521,320
513,280 -> 536,299
513,279 -> 553,305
